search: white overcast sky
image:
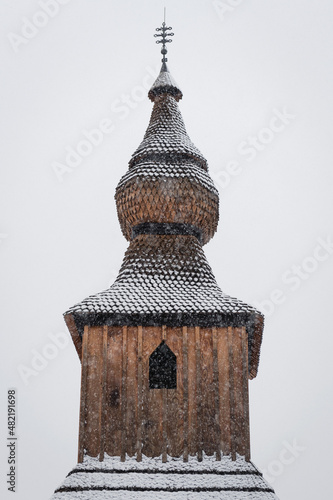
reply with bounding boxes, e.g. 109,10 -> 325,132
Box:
1,1 -> 333,499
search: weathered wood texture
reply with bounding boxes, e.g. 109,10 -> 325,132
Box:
84,326 -> 103,457
78,325 -> 250,462
78,326 -> 89,462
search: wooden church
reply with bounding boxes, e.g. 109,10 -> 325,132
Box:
51,20 -> 279,500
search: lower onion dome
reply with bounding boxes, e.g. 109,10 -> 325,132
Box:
115,160 -> 219,245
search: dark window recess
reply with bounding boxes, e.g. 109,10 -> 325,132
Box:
149,341 -> 177,389
109,388 -> 120,408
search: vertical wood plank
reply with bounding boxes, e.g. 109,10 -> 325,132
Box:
136,326 -> 143,461
121,326 -> 128,461
166,327 -> 183,457
228,327 -> 236,461
187,327 -> 197,456
233,327 -> 245,456
200,328 -> 215,456
142,327 -> 163,457
105,326 -> 123,456
99,326 -> 108,461
126,326 -> 138,457
162,388 -> 167,463
241,327 -> 251,461
85,326 -> 103,457
195,327 -> 203,461
183,326 -> 189,462
162,320 -> 168,458
162,321 -> 167,458
78,326 -> 89,463
217,328 -> 231,456
213,328 -> 221,460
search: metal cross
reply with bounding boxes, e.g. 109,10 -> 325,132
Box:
154,11 -> 174,68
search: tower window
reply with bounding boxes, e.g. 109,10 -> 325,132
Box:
149,341 -> 177,389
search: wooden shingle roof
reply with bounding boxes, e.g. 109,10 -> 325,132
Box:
51,454 -> 279,500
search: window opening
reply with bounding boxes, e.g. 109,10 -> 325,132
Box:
149,340 -> 177,389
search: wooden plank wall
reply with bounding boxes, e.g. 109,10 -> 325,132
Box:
78,325 -> 251,462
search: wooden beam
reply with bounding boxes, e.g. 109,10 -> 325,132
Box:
99,326 -> 108,461
213,328 -> 221,460
126,327 -> 138,457
142,327 -> 163,457
121,326 -> 128,462
217,328 -> 231,456
136,326 -> 143,462
105,327 -> 122,457
228,327 -> 236,461
183,326 -> 189,462
187,327 -> 196,456
242,327 -> 251,461
200,328 -> 215,456
85,327 -> 103,457
166,327 -> 183,458
195,327 -> 202,462
162,321 -> 168,461
78,326 -> 89,463
162,388 -> 167,463
233,327 -> 244,456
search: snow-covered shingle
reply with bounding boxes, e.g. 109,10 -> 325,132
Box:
51,454 -> 279,500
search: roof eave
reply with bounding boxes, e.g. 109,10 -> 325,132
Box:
64,312 -> 82,361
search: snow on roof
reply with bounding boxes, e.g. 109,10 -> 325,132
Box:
51,454 -> 278,500
117,160 -> 218,195
66,235 -> 259,319
148,66 -> 183,102
129,93 -> 208,170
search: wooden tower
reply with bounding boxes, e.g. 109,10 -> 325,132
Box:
52,20 -> 279,500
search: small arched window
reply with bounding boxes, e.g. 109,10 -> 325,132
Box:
149,341 -> 177,389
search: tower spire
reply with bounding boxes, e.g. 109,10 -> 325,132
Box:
154,12 -> 174,71
149,14 -> 182,101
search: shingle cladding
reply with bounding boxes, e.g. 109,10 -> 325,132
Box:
67,235 -> 257,320
115,160 -> 219,244
51,454 -> 279,500
129,93 -> 208,170
148,66 -> 183,102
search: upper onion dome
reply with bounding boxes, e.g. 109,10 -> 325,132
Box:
129,84 -> 208,170
115,24 -> 219,246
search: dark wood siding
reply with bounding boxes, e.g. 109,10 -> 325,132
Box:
78,325 -> 250,462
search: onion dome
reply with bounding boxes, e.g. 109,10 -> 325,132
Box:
115,64 -> 219,245
115,32 -> 219,246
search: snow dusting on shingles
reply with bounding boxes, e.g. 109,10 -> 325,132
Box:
129,94 -> 208,170
78,453 -> 256,472
65,235 -> 260,318
59,473 -> 267,490
117,161 -> 218,195
148,68 -> 183,102
50,454 -> 279,500
52,493 -> 278,500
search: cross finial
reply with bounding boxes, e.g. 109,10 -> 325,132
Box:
154,10 -> 174,71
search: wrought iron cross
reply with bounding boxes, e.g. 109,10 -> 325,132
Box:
154,13 -> 174,68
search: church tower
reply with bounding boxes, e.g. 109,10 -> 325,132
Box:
52,20 -> 279,500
